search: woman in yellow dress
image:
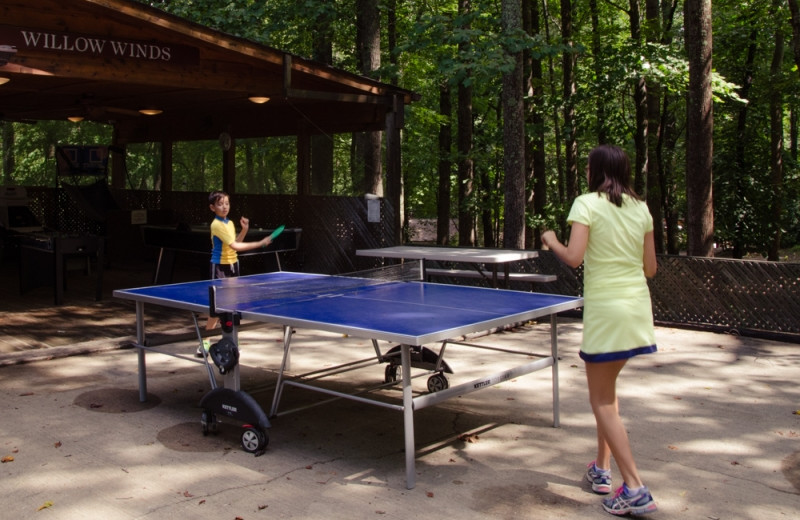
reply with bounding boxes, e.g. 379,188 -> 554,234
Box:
542,145 -> 658,516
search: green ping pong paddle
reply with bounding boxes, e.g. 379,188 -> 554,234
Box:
268,225 -> 285,241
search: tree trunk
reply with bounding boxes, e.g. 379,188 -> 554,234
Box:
562,0 -> 579,205
502,0 -> 526,249
458,0 -> 475,246
543,0 -> 565,236
2,122 -> 14,184
732,29 -> 757,259
356,0 -> 383,196
660,0 -> 680,255
310,4 -> 335,194
629,0 -> 649,197
768,1 -> 784,261
589,0 -> 607,145
437,84 -> 453,245
525,0 -> 547,248
788,0 -> 800,74
684,0 -> 714,257
645,0 -> 663,253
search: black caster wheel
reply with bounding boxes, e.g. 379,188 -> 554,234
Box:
241,426 -> 268,454
427,373 -> 449,393
384,364 -> 398,383
201,411 -> 217,436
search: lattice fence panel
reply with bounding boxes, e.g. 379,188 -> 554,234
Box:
18,187 -> 800,341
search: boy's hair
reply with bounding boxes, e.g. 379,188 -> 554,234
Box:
586,145 -> 641,207
208,190 -> 229,205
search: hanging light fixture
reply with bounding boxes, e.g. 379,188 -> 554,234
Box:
67,116 -> 84,123
139,108 -> 163,116
0,77 -> 9,86
0,45 -> 16,66
248,96 -> 270,104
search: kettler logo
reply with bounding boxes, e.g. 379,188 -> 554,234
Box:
222,404 -> 238,413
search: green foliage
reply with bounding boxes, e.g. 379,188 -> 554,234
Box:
3,0 -> 799,254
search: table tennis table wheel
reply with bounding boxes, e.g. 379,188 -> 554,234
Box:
427,373 -> 449,393
201,411 -> 218,436
241,426 -> 268,454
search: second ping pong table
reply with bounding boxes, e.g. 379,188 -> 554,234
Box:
113,265 -> 583,489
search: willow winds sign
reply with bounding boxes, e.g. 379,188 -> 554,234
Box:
0,24 -> 199,66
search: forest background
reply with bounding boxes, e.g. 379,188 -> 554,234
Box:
2,0 -> 800,261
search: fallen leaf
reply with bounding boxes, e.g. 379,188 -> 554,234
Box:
182,491 -> 194,497
198,500 -> 206,505
19,392 -> 34,396
667,445 -> 679,450
37,501 -> 53,511
793,410 -> 800,415
258,504 -> 267,510
54,441 -> 62,449
426,491 -> 434,498
2,456 -> 14,463
457,433 -> 480,443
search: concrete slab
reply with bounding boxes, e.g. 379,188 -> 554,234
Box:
0,320 -> 798,519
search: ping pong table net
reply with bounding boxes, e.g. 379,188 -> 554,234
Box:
210,261 -> 422,313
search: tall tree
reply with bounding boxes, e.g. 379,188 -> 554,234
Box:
768,0 -> 785,261
645,0 -> 664,253
562,0 -> 579,205
2,123 -> 14,184
437,83 -> 453,245
684,0 -> 714,256
524,0 -> 547,248
355,0 -> 383,196
311,3 -> 335,194
458,0 -> 476,246
502,0 -> 526,248
658,0 -> 681,255
628,0 -> 649,196
589,0 -> 608,144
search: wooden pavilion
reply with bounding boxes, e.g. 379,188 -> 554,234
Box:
0,0 -> 416,216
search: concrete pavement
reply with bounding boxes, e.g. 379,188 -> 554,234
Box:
1,319 -> 798,519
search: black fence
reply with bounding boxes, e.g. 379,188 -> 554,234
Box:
19,187 -> 800,343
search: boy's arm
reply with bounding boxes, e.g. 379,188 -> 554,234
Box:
228,236 -> 272,252
236,216 -> 250,242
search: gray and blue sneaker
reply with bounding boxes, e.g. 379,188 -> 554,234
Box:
586,461 -> 612,494
602,483 -> 658,516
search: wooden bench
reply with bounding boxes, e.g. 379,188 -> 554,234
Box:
425,268 -> 557,286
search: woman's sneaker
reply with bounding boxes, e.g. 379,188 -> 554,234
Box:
602,483 -> 658,516
586,461 -> 612,494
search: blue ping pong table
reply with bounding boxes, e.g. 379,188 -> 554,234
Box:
113,269 -> 583,489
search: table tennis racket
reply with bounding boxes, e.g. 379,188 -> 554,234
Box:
269,225 -> 285,241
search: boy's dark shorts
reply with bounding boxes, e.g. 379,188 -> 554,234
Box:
212,262 -> 240,280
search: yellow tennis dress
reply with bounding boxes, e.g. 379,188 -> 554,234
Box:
567,192 -> 657,362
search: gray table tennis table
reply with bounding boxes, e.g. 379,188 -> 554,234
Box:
113,266 -> 583,489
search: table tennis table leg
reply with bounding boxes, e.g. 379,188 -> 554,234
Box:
270,325 -> 295,417
136,301 -> 148,402
401,344 -> 416,489
222,327 -> 241,392
550,313 -> 560,428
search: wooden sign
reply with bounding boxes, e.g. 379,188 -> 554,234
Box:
0,24 -> 199,66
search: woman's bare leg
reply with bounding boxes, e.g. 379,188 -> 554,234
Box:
586,359 -> 643,489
